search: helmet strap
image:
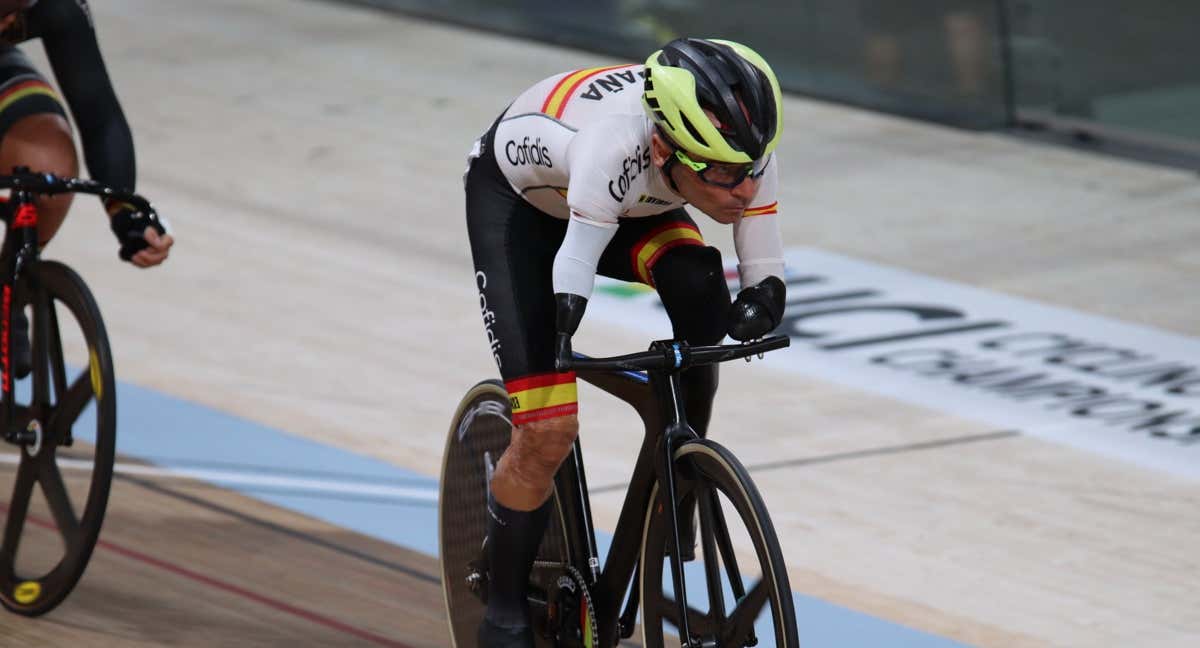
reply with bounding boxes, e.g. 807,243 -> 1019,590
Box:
653,124 -> 683,195
659,153 -> 682,195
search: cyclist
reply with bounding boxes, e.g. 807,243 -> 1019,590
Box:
465,38 -> 786,647
0,0 -> 172,375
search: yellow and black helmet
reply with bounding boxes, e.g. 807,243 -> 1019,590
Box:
643,38 -> 783,163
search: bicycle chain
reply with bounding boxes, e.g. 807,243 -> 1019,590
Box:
557,564 -> 599,648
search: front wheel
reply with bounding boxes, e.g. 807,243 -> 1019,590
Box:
0,260 -> 117,616
640,439 -> 797,647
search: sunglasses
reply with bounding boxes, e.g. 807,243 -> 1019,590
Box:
672,148 -> 770,188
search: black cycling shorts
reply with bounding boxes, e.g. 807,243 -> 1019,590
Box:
465,120 -> 730,425
0,46 -> 67,145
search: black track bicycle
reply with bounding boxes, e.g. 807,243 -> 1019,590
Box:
0,169 -> 161,616
441,335 -> 797,647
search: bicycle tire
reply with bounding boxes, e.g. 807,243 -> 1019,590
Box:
0,260 -> 116,616
439,379 -> 574,647
639,439 -> 797,647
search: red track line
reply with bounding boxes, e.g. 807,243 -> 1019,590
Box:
6,504 -> 416,648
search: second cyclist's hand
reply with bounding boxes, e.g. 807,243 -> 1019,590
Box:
130,226 -> 174,268
112,207 -> 171,266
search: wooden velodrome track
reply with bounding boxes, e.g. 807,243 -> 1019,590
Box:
0,0 -> 1197,645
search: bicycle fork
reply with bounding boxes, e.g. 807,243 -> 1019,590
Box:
651,365 -> 704,647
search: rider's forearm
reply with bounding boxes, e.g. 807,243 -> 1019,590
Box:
733,212 -> 785,287
733,156 -> 784,287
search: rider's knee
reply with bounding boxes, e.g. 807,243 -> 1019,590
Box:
0,113 -> 78,176
651,244 -> 731,345
0,114 -> 78,243
509,414 -> 578,480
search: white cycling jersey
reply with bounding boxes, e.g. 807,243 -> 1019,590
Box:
473,63 -> 784,297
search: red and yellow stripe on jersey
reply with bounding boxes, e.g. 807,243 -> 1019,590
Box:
541,65 -> 634,120
743,202 -> 778,218
0,79 -> 58,114
630,223 -> 705,285
506,372 -> 578,425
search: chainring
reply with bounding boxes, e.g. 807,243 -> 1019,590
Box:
547,564 -> 599,648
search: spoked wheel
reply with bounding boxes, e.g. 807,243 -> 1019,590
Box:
439,379 -> 576,647
640,439 -> 797,648
0,260 -> 116,616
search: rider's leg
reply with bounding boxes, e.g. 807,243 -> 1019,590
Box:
648,243 -> 731,562
595,213 -> 731,437
485,363 -> 581,638
484,412 -> 578,633
0,113 -> 78,246
0,55 -> 77,379
590,213 -> 729,566
651,244 -> 731,437
465,116 -> 576,646
0,48 -> 77,247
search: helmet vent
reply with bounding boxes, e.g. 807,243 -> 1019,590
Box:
679,113 -> 708,147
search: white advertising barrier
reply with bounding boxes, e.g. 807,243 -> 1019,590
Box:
588,247 -> 1200,480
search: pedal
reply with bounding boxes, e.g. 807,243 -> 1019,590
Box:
466,556 -> 488,604
6,429 -> 33,445
6,420 -> 40,447
465,569 -> 486,594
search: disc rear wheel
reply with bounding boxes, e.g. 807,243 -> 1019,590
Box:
439,379 -> 573,647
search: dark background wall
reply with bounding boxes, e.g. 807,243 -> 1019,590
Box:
336,0 -> 1200,150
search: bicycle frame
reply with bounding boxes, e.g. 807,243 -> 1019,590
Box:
0,167 -> 156,617
0,168 -> 153,445
552,342 -> 714,646
0,182 -> 43,445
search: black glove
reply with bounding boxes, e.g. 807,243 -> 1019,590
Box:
110,206 -> 167,262
554,293 -> 587,371
727,276 -> 785,341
